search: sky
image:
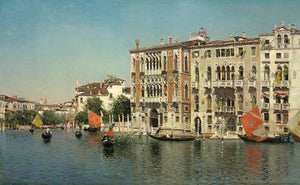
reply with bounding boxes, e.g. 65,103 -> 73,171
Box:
1,0 -> 299,103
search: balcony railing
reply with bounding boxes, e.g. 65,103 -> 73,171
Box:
262,81 -> 270,88
274,81 -> 289,88
191,82 -> 199,89
248,81 -> 256,88
282,103 -> 290,110
262,103 -> 270,109
215,106 -> 235,113
212,80 -> 234,88
204,81 -> 211,88
234,80 -> 243,87
273,103 -> 281,110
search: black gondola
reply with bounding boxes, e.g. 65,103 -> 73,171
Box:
87,127 -> 99,132
237,134 -> 289,143
75,131 -> 82,138
42,132 -> 52,141
102,136 -> 115,147
29,128 -> 34,133
147,132 -> 196,141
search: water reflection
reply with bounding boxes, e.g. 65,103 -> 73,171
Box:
103,147 -> 114,157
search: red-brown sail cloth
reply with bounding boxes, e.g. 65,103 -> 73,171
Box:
241,106 -> 267,142
88,112 -> 101,128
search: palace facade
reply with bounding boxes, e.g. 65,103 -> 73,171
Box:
129,23 -> 300,136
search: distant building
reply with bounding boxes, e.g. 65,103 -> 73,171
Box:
129,22 -> 300,136
75,75 -> 131,113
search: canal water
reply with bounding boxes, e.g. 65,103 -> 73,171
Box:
0,130 -> 300,184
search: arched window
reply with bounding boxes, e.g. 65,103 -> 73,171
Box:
163,56 -> 167,71
231,66 -> 235,80
207,66 -> 212,81
141,85 -> 145,97
283,65 -> 288,80
264,65 -> 270,81
226,66 -> 231,80
251,95 -> 256,109
195,67 -> 199,82
184,56 -> 188,72
174,84 -> 178,96
184,84 -> 189,100
221,66 -> 226,80
174,54 -> 178,70
146,58 -> 149,70
277,34 -> 282,44
276,66 -> 282,83
207,95 -> 212,110
141,57 -> 144,72
195,95 -> 199,111
283,96 -> 288,103
284,34 -> 289,44
239,66 -> 244,80
276,95 -> 281,103
216,66 -> 221,80
251,66 -> 257,80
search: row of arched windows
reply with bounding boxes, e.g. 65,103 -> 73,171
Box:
263,65 -> 289,81
277,34 -> 289,44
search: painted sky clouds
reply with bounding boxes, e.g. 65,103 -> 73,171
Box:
1,0 -> 299,103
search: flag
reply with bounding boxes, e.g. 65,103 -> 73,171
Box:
275,71 -> 281,84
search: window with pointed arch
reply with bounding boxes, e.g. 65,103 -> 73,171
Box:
216,66 -> 221,80
195,66 -> 199,82
276,66 -> 282,82
264,65 -> 270,81
184,56 -> 188,72
195,95 -> 199,111
251,66 -> 257,80
207,95 -> 212,110
174,54 -> 178,70
184,84 -> 189,100
238,66 -> 244,80
141,57 -> 144,72
163,56 -> 167,71
283,65 -> 289,80
226,66 -> 231,80
221,66 -> 226,80
207,66 -> 212,81
238,94 -> 243,111
284,34 -> 289,44
277,34 -> 282,44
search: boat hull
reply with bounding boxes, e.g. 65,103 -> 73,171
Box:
42,132 -> 52,141
75,131 -> 82,138
237,134 -> 288,143
87,127 -> 99,132
147,132 -> 195,141
102,137 -> 115,147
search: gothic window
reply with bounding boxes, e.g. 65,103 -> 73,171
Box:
264,65 -> 270,81
238,66 -> 244,80
174,54 -> 178,70
216,66 -> 221,80
184,56 -> 188,72
284,34 -> 289,44
195,67 -> 199,82
207,66 -> 212,81
226,66 -> 231,80
221,66 -> 226,80
195,95 -> 199,111
146,59 -> 149,70
207,95 -> 212,110
283,65 -> 289,80
283,96 -> 288,104
276,95 -> 281,103
238,95 -> 243,111
141,86 -> 144,97
277,34 -> 282,44
163,56 -> 167,71
184,84 -> 189,100
251,66 -> 257,80
141,57 -> 144,72
231,66 -> 235,80
276,66 -> 282,82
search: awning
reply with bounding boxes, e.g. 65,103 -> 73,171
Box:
274,90 -> 289,98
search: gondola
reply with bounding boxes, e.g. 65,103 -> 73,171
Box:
42,132 -> 52,141
75,131 -> 82,138
29,128 -> 34,133
87,127 -> 99,132
102,136 -> 115,147
147,132 -> 196,141
237,134 -> 289,143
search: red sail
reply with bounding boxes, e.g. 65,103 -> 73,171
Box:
241,106 -> 267,142
88,112 -> 101,128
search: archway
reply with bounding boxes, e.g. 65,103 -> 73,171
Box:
227,117 -> 236,131
194,117 -> 201,133
150,109 -> 159,127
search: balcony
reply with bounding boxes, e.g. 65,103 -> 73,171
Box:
215,106 -> 235,113
262,103 -> 270,110
204,81 -> 211,88
248,81 -> 256,88
282,103 -> 290,110
274,81 -> 289,88
261,81 -> 270,88
273,103 -> 281,110
212,80 -> 234,88
234,80 -> 243,88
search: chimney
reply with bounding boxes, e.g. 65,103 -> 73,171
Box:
175,38 -> 178,44
168,37 -> 172,45
135,39 -> 140,50
242,32 -> 246,38
161,38 -> 164,45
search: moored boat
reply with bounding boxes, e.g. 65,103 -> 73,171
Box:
75,130 -> 82,138
147,132 -> 195,141
88,112 -> 101,132
237,134 -> 289,143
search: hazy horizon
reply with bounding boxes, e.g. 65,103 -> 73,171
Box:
1,0 -> 299,103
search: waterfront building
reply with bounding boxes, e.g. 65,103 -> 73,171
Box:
129,23 -> 300,136
75,75 -> 130,113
